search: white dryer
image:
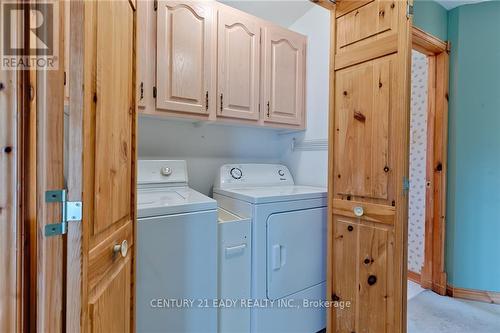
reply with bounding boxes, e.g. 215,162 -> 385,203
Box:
213,164 -> 327,333
136,160 -> 217,333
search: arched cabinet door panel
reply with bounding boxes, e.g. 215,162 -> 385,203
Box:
156,1 -> 216,117
262,25 -> 306,128
217,7 -> 261,121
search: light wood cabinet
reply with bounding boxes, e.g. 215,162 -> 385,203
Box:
156,1 -> 216,118
138,1 -> 307,129
217,6 -> 260,121
262,25 -> 306,127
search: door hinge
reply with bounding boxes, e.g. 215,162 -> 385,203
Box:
63,71 -> 67,86
406,2 -> 414,19
153,86 -> 157,99
267,101 -> 270,117
44,189 -> 82,237
403,176 -> 410,194
220,93 -> 223,112
140,82 -> 144,100
153,0 -> 158,11
258,103 -> 261,114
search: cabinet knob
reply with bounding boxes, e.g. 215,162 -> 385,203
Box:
353,206 -> 364,217
113,240 -> 128,258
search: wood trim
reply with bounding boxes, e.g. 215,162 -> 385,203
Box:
66,0 -> 85,331
447,285 -> 500,305
334,33 -> 398,70
335,0 -> 373,18
412,26 -> 447,56
332,199 -> 395,225
407,271 -> 421,284
35,2 -> 66,330
325,6 -> 336,333
310,0 -> 337,11
411,27 -> 449,297
0,41 -> 21,333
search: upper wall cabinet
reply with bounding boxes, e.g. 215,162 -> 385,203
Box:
217,7 -> 260,121
262,25 -> 306,127
156,1 -> 216,118
138,1 -> 307,130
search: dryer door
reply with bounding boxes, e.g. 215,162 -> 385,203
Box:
266,207 -> 327,300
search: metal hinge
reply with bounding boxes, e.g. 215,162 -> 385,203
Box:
45,190 -> 82,237
403,176 -> 410,194
153,0 -> 158,11
406,2 -> 414,19
205,91 -> 209,111
140,82 -> 144,100
153,86 -> 157,99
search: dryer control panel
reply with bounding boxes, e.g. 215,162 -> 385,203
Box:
215,164 -> 294,188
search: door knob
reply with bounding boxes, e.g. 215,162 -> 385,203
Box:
353,206 -> 364,217
113,240 -> 128,258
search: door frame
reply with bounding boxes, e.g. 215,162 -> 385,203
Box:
410,26 -> 449,296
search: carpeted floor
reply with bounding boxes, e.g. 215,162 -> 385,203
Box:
408,289 -> 500,333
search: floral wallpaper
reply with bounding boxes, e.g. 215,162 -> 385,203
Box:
408,50 -> 428,274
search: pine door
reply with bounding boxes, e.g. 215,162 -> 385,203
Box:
262,25 -> 306,127
156,1 -> 216,117
217,6 -> 261,121
67,0 -> 137,331
327,1 -> 412,332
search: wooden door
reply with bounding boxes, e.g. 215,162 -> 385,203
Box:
262,25 -> 306,127
327,1 -> 412,332
67,0 -> 136,331
156,1 -> 216,117
217,6 -> 260,121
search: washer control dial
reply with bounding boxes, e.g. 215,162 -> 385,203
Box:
230,167 -> 243,180
278,169 -> 285,177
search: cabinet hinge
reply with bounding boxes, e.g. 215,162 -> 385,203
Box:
153,0 -> 158,11
153,86 -> 157,99
140,82 -> 144,100
63,71 -> 66,86
406,2 -> 414,19
44,189 -> 82,237
205,91 -> 209,111
403,176 -> 410,194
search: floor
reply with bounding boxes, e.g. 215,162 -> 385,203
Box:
407,281 -> 500,333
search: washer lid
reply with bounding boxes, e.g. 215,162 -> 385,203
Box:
213,185 -> 327,204
138,187 -> 217,218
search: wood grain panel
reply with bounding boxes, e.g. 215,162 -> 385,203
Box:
0,45 -> 20,333
218,6 -> 260,120
334,55 -> 393,200
93,0 -> 134,236
332,220 -> 357,332
156,1 -> 216,116
262,24 -> 306,127
336,0 -> 397,53
332,199 -> 395,225
90,257 -> 131,333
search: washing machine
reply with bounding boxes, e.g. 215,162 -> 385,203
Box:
213,164 -> 327,333
136,160 -> 217,333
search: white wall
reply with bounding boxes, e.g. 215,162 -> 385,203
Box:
279,5 -> 330,188
138,117 -> 285,195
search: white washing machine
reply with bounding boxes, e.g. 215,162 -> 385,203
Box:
136,160 -> 217,333
213,164 -> 327,333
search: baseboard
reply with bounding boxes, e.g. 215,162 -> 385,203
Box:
407,270 -> 421,284
447,285 -> 500,304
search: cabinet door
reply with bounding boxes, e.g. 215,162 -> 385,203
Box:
262,26 -> 306,127
218,7 -> 260,121
156,1 -> 216,116
137,0 -> 156,112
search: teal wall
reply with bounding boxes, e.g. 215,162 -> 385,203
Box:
413,0 -> 448,40
446,1 -> 500,292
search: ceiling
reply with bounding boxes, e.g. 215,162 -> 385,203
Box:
435,0 -> 492,10
219,1 -> 315,27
